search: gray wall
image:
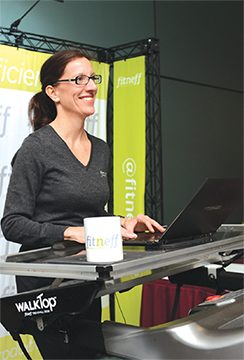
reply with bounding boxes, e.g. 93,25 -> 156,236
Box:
0,0 -> 155,47
156,1 -> 243,224
1,0 -> 243,224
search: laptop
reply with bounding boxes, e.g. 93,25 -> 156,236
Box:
123,178 -> 244,249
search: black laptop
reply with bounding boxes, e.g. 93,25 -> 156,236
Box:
123,178 -> 243,249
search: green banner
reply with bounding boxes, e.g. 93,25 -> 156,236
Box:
113,56 -> 146,218
0,44 -> 110,358
0,45 -> 50,92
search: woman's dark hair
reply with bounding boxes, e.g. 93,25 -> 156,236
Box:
28,49 -> 94,131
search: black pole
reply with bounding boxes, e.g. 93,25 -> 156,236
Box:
10,0 -> 41,30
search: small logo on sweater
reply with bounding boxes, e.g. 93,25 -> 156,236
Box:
100,170 -> 107,178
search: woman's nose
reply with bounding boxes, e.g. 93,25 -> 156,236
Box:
86,78 -> 98,91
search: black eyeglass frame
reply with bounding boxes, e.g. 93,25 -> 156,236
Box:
54,74 -> 102,85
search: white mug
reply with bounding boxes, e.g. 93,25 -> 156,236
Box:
84,216 -> 123,263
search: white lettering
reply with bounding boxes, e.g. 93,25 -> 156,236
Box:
23,69 -> 35,86
34,70 -> 40,86
15,293 -> 57,315
122,159 -> 137,218
6,66 -> 19,84
0,105 -> 11,138
126,201 -> 134,212
0,58 -> 8,82
116,73 -> 142,88
0,58 -> 40,87
0,340 -> 38,360
18,62 -> 25,84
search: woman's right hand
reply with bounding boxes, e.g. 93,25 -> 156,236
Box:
64,226 -> 86,243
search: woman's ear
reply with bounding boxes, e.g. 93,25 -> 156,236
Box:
45,85 -> 60,103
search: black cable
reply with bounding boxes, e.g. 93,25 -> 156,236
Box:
109,293 -> 115,322
223,250 -> 244,268
170,283 -> 182,322
160,74 -> 243,94
10,332 -> 32,360
115,293 -> 127,324
153,0 -> 157,39
10,0 -> 41,30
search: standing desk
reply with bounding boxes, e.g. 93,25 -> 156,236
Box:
0,224 -> 243,359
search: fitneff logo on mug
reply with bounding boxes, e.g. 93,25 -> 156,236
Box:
84,216 -> 123,263
86,234 -> 119,249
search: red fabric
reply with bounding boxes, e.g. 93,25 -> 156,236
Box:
140,279 -> 223,327
234,258 -> 244,264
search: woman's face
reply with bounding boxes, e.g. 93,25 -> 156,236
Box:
54,57 -> 98,120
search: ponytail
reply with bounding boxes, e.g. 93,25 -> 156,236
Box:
28,91 -> 56,131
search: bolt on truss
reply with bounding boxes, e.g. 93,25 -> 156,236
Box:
0,28 -> 163,222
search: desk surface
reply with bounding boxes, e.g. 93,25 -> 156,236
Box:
1,225 -> 243,295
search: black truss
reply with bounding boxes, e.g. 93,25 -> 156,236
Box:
0,27 -> 163,222
105,38 -> 163,223
0,27 -> 105,55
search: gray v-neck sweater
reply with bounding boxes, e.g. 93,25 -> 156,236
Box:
1,125 -> 110,251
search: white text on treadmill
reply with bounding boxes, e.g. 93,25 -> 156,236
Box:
15,293 -> 57,317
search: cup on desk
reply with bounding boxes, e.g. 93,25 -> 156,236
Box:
84,216 -> 123,263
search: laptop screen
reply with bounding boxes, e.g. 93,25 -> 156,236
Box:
124,178 -> 243,247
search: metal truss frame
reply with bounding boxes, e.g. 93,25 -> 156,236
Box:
105,38 -> 163,223
0,27 -> 163,222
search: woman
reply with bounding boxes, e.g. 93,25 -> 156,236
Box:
1,49 -> 164,358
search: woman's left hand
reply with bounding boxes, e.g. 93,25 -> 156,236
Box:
120,214 -> 165,239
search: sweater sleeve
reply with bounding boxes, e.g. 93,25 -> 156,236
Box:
1,137 -> 68,250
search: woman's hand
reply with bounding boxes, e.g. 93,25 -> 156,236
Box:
64,226 -> 86,243
64,215 -> 165,242
120,214 -> 165,239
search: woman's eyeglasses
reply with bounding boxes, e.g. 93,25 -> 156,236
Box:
55,75 -> 102,85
